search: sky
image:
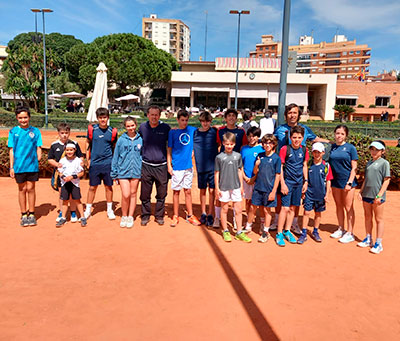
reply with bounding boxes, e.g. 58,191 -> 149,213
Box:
0,0 -> 399,75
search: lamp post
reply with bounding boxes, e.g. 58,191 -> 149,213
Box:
31,8 -> 40,43
30,8 -> 53,128
277,0 -> 291,126
229,10 -> 250,110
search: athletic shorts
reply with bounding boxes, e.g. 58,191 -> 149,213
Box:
15,172 -> 39,184
89,164 -> 113,186
331,178 -> 357,189
197,171 -> 215,189
303,197 -> 326,212
362,197 -> 386,204
60,182 -> 81,200
251,189 -> 277,207
219,188 -> 242,203
171,168 -> 193,191
281,183 -> 302,207
243,181 -> 254,200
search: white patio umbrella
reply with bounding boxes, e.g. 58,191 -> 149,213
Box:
87,62 -> 109,122
61,91 -> 85,98
115,94 -> 139,101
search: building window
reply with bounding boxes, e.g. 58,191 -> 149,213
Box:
163,41 -> 166,45
375,97 -> 390,107
155,40 -> 158,44
342,51 -> 347,56
312,69 -> 316,72
265,53 -> 269,57
312,61 -> 317,65
319,61 -> 324,65
265,47 -> 269,51
347,75 -> 352,78
271,46 -> 276,50
355,58 -> 360,63
259,54 -> 263,57
349,51 -> 354,55
349,59 -> 353,63
271,53 -> 275,56
356,51 -> 361,55
348,67 -> 353,71
340,75 -> 345,78
354,67 -> 359,70
336,97 -> 357,106
342,60 -> 347,64
318,68 -> 323,72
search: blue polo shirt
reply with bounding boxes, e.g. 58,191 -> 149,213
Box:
193,127 -> 218,173
8,126 -> 43,173
279,145 -> 309,185
274,123 -> 317,151
305,162 -> 333,201
139,121 -> 171,165
254,152 -> 281,193
329,143 -> 358,181
87,124 -> 116,166
241,144 -> 264,178
217,126 -> 248,153
168,126 -> 196,171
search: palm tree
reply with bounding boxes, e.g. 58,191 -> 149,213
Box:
334,104 -> 355,122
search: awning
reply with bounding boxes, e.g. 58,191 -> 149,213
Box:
171,87 -> 190,97
229,85 -> 268,98
268,84 -> 308,106
191,85 -> 230,92
336,95 -> 359,99
216,57 -> 281,71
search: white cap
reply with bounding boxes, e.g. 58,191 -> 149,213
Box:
369,141 -> 385,150
312,142 -> 325,152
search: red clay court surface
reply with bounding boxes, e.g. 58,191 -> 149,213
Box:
1,175 -> 400,340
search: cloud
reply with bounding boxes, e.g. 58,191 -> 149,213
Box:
302,0 -> 400,34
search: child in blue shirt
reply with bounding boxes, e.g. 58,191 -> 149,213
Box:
84,107 -> 117,220
297,142 -> 333,244
111,117 -> 143,229
167,110 -> 201,227
277,125 -> 309,247
8,106 -> 42,227
240,126 -> 264,232
246,134 -> 281,243
193,111 -> 218,227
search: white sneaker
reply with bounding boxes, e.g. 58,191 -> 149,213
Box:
370,242 -> 383,254
213,217 -> 220,228
126,216 -> 134,228
70,212 -> 78,223
357,237 -> 372,248
107,210 -> 116,220
330,228 -> 345,239
120,216 -> 127,228
244,225 -> 252,234
269,222 -> 278,231
291,223 -> 302,235
339,232 -> 355,244
84,210 -> 91,219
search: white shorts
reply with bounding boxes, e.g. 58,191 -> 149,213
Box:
243,182 -> 254,200
171,168 -> 193,191
219,188 -> 243,203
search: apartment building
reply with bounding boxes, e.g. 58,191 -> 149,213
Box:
0,45 -> 7,69
142,14 -> 190,62
250,35 -> 371,79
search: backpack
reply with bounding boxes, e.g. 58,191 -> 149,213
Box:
283,144 -> 307,170
51,147 -> 66,192
241,121 -> 252,133
87,124 -> 118,149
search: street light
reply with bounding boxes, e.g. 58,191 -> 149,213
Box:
31,8 -> 53,128
229,10 -> 250,110
30,8 -> 40,43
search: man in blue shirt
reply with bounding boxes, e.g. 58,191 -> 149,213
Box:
139,106 -> 171,226
8,106 -> 42,226
84,107 -> 117,220
167,110 -> 201,227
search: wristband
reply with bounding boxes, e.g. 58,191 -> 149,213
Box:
304,179 -> 308,182
376,195 -> 381,199
72,174 -> 78,179
347,182 -> 352,186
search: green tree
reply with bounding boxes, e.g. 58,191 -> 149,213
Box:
1,44 -> 60,111
65,33 -> 179,93
47,71 -> 80,94
334,104 -> 356,122
8,32 -> 83,70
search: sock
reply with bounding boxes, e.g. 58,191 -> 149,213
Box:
273,214 -> 279,224
223,229 -> 229,232
21,211 -> 28,217
245,222 -> 252,229
107,202 -> 113,211
263,226 -> 270,232
293,217 -> 298,225
313,227 -> 318,233
85,203 -> 92,212
215,207 -> 221,219
366,233 -> 371,240
233,210 -> 236,218
376,238 -> 382,245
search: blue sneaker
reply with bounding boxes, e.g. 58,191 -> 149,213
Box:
200,213 -> 207,225
283,230 -> 297,243
70,211 -> 78,223
276,232 -> 286,247
312,230 -> 322,243
206,214 -> 214,227
297,232 -> 307,244
56,211 -> 62,223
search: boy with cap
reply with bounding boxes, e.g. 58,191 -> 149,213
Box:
298,142 -> 333,244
